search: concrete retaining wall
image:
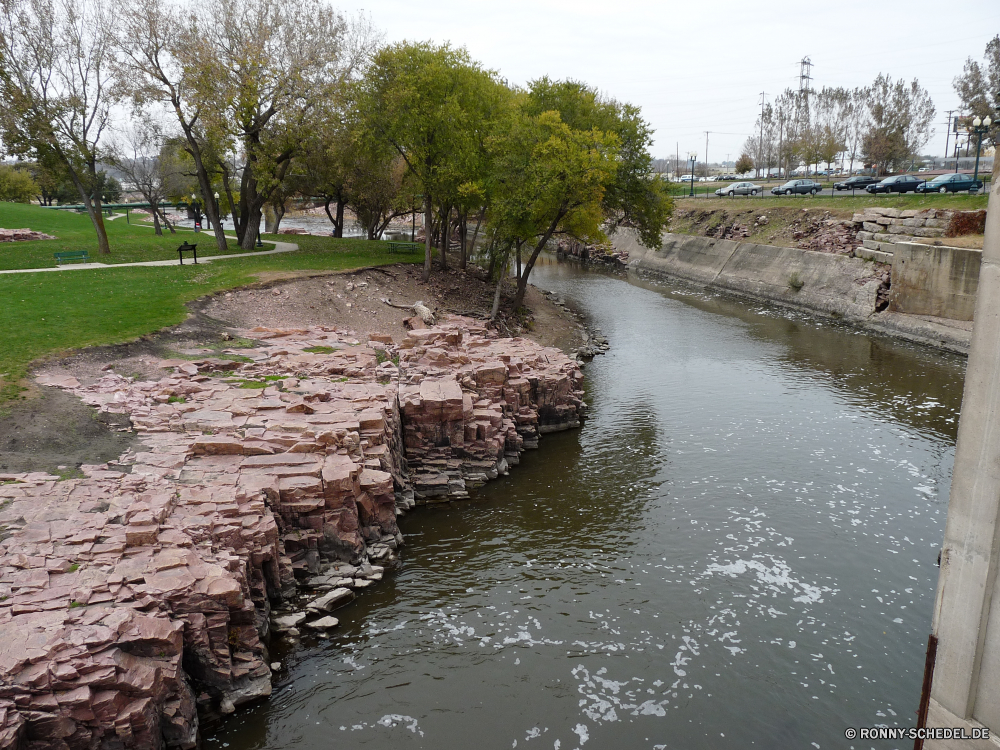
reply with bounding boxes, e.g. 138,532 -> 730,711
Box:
888,242 -> 982,321
621,231 -> 882,321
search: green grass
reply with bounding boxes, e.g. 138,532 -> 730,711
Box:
0,203 -> 272,269
0,226 -> 418,402
302,345 -> 337,354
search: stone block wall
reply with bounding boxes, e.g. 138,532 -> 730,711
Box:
852,208 -> 962,261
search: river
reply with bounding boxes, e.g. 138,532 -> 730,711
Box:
206,259 -> 966,749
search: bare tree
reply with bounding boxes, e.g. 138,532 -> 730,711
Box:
117,0 -> 229,253
105,115 -> 175,234
183,0 -> 378,250
0,0 -> 121,254
843,87 -> 871,175
954,35 -> 1000,149
864,74 -> 935,175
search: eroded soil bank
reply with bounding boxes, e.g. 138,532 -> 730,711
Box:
0,266 -> 590,748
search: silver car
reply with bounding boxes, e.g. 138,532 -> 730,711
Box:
715,181 -> 761,197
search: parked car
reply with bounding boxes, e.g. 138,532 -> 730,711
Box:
865,175 -> 925,194
715,181 -> 762,197
833,175 -> 877,191
770,179 -> 823,195
915,173 -> 983,194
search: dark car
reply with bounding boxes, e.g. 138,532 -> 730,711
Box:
865,175 -> 924,194
915,173 -> 983,194
770,179 -> 823,196
834,175 -> 877,191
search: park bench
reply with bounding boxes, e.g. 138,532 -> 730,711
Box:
387,241 -> 421,254
177,242 -> 198,265
54,250 -> 89,265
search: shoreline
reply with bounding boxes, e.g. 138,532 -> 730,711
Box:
618,231 -> 972,356
0,277 -> 588,747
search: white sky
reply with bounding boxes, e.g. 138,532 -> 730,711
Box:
339,0 -> 1000,165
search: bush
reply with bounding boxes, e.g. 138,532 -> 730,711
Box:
0,164 -> 39,203
947,210 -> 987,237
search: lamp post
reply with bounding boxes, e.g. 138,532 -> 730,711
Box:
971,115 -> 992,184
190,193 -> 202,232
688,152 -> 697,197
213,192 -> 220,231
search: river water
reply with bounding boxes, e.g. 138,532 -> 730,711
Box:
207,259 -> 966,749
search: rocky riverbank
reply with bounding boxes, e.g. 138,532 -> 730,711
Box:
0,318 -> 585,748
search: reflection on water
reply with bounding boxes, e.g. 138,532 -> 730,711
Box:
206,258 -> 964,749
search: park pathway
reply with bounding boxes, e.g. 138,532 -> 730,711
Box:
0,238 -> 299,275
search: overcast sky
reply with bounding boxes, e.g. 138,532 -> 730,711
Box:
338,0 -> 1000,166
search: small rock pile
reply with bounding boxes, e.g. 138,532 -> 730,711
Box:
0,317 -> 585,748
795,217 -> 858,255
0,228 -> 56,242
556,240 -> 629,267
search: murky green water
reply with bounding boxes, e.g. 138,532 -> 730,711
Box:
207,259 -> 966,749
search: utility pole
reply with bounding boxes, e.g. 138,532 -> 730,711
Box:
676,142 -> 679,179
704,131 -> 710,178
944,110 -> 955,162
758,91 -> 767,179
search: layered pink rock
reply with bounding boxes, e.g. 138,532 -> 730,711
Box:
2,318 -> 584,747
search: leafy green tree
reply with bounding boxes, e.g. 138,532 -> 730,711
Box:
0,164 -> 39,202
735,153 -> 754,175
356,41 -> 502,280
502,78 -> 670,309
485,103 -> 617,313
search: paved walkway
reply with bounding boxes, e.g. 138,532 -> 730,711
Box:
0,238 -> 298,275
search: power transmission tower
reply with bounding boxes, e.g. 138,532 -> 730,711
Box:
798,56 -> 813,95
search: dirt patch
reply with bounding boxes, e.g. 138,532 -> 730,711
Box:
0,388 -> 136,475
200,263 -> 584,352
11,262 -> 582,475
911,234 -> 985,249
669,203 -> 859,254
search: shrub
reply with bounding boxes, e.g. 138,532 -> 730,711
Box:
947,210 -> 987,237
0,165 -> 39,203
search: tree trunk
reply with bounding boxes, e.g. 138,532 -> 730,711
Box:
264,203 -> 285,234
152,210 -> 162,236
422,194 -> 432,282
512,210 -> 564,310
65,162 -> 111,256
459,212 -> 467,270
243,211 -> 263,250
470,209 -> 483,262
334,199 -> 345,238
516,242 -> 522,281
440,208 -> 450,270
183,142 -> 227,252
491,255 -> 509,320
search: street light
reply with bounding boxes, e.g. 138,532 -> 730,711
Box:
688,152 -> 697,197
190,193 -> 202,232
971,115 -> 992,184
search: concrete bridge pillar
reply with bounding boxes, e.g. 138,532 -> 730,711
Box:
928,161 -> 1000,748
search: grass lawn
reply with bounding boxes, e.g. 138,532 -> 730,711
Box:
0,221 -> 422,403
0,202 -> 260,269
